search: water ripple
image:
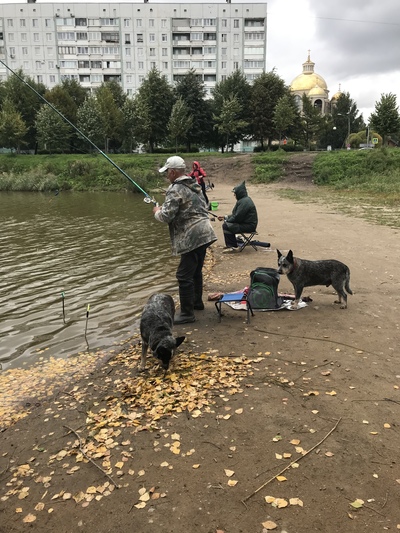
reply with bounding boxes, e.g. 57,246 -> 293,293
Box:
0,191 -> 177,369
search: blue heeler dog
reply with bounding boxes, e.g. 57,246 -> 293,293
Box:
139,294 -> 185,371
277,249 -> 353,309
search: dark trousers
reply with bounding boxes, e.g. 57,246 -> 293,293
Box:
176,243 -> 209,303
222,222 -> 238,248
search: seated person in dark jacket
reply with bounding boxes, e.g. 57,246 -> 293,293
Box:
217,181 -> 258,250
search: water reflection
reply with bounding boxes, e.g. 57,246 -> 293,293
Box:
0,191 -> 177,369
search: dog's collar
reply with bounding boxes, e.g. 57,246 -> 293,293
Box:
293,258 -> 298,270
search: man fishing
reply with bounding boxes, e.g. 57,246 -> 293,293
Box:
153,156 -> 217,324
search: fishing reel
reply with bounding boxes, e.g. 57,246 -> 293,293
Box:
144,196 -> 158,207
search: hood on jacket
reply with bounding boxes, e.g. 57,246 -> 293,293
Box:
192,161 -> 200,169
233,181 -> 248,200
173,175 -> 202,194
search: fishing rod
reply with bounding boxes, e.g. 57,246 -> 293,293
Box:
0,59 -> 157,205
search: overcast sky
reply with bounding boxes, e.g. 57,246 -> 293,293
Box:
1,0 -> 399,122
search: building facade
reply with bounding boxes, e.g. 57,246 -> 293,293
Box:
0,1 -> 267,96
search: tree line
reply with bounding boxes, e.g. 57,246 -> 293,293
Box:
0,67 -> 399,154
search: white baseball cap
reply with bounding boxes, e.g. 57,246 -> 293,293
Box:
159,155 -> 186,173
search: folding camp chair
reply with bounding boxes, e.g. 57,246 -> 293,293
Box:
237,231 -> 259,252
215,291 -> 254,324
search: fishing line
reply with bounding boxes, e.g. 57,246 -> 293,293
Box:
0,59 -> 157,206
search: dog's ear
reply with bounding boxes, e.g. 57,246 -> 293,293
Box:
175,336 -> 185,348
277,249 -> 282,259
287,250 -> 294,262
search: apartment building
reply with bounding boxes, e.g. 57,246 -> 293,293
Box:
0,1 -> 267,96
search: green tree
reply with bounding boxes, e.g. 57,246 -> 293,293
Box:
331,92 -> 365,149
213,94 -> 248,152
35,104 -> 72,153
101,79 -> 127,109
168,97 -> 193,152
212,70 -> 251,149
370,93 -> 400,146
76,94 -> 105,150
95,84 -> 124,151
249,70 -> 287,149
133,68 -> 174,152
174,69 -> 212,151
274,93 -> 297,146
300,94 -> 323,150
121,97 -> 137,153
0,97 -> 28,153
0,70 -> 46,149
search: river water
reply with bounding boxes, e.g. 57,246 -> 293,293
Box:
0,191 -> 178,370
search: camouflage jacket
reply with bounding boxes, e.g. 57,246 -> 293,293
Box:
154,176 -> 217,255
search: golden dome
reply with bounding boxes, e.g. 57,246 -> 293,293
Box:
308,84 -> 326,97
290,52 -> 328,93
331,84 -> 343,101
291,72 -> 328,92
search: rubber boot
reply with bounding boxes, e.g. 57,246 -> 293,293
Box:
174,289 -> 196,324
194,281 -> 204,311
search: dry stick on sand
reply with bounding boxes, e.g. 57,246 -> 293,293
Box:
64,425 -> 119,488
242,417 -> 342,506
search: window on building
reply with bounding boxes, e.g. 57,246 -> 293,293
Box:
204,60 -> 216,68
234,19 -> 239,28
221,47 -> 227,56
126,61 -> 132,69
162,34 -> 167,42
47,47 -> 53,56
149,19 -> 154,27
174,60 -> 190,68
8,33 -> 14,42
244,19 -> 265,27
204,19 -> 216,26
90,60 -> 102,68
77,32 -> 88,40
234,61 -> 239,69
37,75 -> 43,83
100,18 -> 117,26
101,32 -> 119,43
149,33 -> 155,42
233,48 -> 239,56
150,61 -> 156,68
149,47 -> 156,56
221,19 -> 227,28
191,32 -> 203,40
33,33 -> 40,42
45,19 -> 52,28
35,46 -> 41,55
49,61 -> 54,68
221,34 -> 227,42
124,19 -> 130,27
137,34 -> 143,43
203,46 -> 216,54
50,75 -> 56,83
125,48 -> 131,56
7,20 -> 13,28
88,32 -> 101,40
244,46 -> 264,55
162,48 -> 168,56
137,47 -> 144,56
78,60 -> 89,68
9,46 -> 15,57
234,34 -> 239,42
138,61 -> 144,69
77,46 -> 89,54
20,19 -> 26,27
203,32 -> 216,41
57,32 -> 75,41
139,75 -> 144,83
23,61 -> 29,69
21,33 -> 27,41
191,60 -> 202,68
89,46 -> 101,54
136,19 -> 142,27
126,74 -> 132,83
124,34 -> 131,44
221,61 -> 227,69
161,19 -> 167,28
245,32 -> 264,40
75,18 -> 87,26
162,61 -> 168,69
32,19 -> 38,28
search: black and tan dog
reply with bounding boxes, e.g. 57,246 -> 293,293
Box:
139,294 -> 185,371
277,250 -> 352,309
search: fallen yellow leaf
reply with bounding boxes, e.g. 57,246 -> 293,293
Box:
227,479 -> 238,487
224,469 -> 235,477
23,514 -> 36,523
262,520 -> 277,529
276,475 -> 287,482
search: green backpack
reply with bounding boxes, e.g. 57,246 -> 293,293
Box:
247,267 -> 283,310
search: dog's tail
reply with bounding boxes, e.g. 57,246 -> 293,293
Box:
345,271 -> 353,295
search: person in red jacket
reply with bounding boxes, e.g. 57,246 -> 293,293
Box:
189,161 -> 209,208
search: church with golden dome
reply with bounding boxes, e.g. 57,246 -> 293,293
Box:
290,52 -> 342,115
